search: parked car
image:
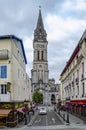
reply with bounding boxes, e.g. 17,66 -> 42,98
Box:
39,107 -> 47,115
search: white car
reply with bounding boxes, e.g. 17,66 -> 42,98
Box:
39,107 -> 47,115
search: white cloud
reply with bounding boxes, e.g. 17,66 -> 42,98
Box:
45,14 -> 86,42
75,0 -> 86,10
23,36 -> 33,52
23,36 -> 33,77
62,0 -> 86,11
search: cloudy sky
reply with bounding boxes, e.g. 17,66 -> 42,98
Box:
0,0 -> 86,83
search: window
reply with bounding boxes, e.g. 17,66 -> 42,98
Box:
73,60 -> 75,66
18,69 -> 20,79
42,51 -> 43,60
0,66 -> 7,78
1,85 -> 7,94
82,83 -> 85,96
76,55 -> 78,63
77,86 -> 79,95
39,65 -> 42,68
77,69 -> 79,79
73,73 -> 75,81
82,62 -> 84,74
38,51 -> 39,60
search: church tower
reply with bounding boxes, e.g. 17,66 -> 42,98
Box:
31,8 -> 49,104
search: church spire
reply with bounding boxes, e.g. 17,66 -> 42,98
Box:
34,7 -> 47,42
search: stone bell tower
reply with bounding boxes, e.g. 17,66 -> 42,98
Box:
31,8 -> 49,104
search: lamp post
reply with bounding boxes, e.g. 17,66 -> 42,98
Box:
24,100 -> 28,125
58,101 -> 61,115
66,109 -> 69,124
66,104 -> 70,125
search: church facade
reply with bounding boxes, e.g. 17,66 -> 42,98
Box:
31,9 -> 58,105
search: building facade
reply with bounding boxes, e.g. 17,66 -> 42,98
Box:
0,35 -> 32,127
60,30 -> 86,117
0,35 -> 32,101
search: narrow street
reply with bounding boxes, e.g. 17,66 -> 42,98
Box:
32,109 -> 63,126
1,107 -> 86,130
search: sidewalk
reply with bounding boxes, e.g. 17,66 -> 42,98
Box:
1,108 -> 86,130
27,109 -> 38,126
57,109 -> 86,126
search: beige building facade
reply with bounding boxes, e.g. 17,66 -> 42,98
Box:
0,35 -> 32,102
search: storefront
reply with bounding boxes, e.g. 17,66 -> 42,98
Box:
0,102 -> 25,127
0,109 -> 12,126
70,100 -> 86,117
0,101 -> 36,127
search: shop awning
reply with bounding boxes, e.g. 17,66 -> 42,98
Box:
0,109 -> 12,117
17,107 -> 25,114
70,100 -> 86,106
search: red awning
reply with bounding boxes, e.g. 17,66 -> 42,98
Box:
0,109 -> 12,117
70,100 -> 86,105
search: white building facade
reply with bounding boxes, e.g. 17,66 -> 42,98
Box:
60,30 -> 86,107
0,35 -> 32,102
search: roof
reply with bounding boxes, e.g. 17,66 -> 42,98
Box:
60,30 -> 86,76
0,35 -> 27,64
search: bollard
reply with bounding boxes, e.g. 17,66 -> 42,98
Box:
58,109 -> 60,115
28,112 -> 30,122
25,113 -> 27,125
66,111 -> 70,125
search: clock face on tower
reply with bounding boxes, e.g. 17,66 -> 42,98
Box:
36,44 -> 44,48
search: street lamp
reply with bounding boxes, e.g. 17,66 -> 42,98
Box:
24,100 -> 28,125
66,103 -> 70,125
58,101 -> 61,115
66,109 -> 69,124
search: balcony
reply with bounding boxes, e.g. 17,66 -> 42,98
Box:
0,50 -> 9,60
